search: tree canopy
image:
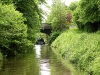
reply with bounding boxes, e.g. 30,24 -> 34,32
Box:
47,0 -> 68,32
0,3 -> 28,56
0,0 -> 46,57
1,0 -> 46,43
73,0 -> 100,32
68,1 -> 79,11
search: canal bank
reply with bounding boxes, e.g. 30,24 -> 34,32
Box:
36,45 -> 88,75
51,47 -> 89,75
51,29 -> 100,75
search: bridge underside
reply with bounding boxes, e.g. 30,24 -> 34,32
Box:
40,23 -> 52,35
40,29 -> 52,35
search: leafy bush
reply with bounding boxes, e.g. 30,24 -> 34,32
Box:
47,0 -> 69,32
73,0 -> 100,32
0,3 -> 31,57
51,29 -> 100,75
48,31 -> 61,45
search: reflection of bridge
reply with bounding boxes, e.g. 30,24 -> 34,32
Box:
40,23 -> 52,35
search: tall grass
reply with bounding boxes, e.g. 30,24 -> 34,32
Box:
51,29 -> 100,75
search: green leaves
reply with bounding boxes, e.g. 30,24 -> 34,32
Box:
51,29 -> 100,75
0,0 -> 46,57
1,0 -> 45,43
68,1 -> 79,11
82,0 -> 100,31
47,0 -> 68,32
73,0 -> 100,32
14,0 -> 43,43
0,3 -> 28,56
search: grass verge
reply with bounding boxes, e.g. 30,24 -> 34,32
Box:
51,29 -> 100,75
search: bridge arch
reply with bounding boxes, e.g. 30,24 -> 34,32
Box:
40,23 -> 52,35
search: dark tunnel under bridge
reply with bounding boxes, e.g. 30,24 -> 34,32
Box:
36,23 -> 52,45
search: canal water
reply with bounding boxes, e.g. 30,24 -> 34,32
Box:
0,45 -> 88,75
35,45 -> 72,75
0,45 -> 69,75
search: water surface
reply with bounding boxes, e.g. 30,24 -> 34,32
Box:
0,45 -> 88,75
0,50 -> 39,75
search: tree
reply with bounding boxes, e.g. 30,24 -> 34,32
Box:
1,0 -> 46,43
73,0 -> 100,32
14,0 -> 44,43
0,0 -> 47,57
0,3 -> 29,57
47,0 -> 68,32
68,1 -> 79,11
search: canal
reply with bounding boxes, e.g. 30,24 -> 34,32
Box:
0,45 -> 88,75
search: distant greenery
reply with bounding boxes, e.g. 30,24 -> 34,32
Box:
47,0 -> 69,32
47,0 -> 69,45
51,29 -> 100,75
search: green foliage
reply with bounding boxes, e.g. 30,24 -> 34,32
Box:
90,57 -> 100,75
51,29 -> 100,75
1,0 -> 45,43
48,31 -> 61,45
0,3 -> 31,57
73,6 -> 83,30
73,0 -> 100,32
14,0 -> 42,43
68,1 -> 79,11
79,0 -> 100,23
0,0 -> 13,4
0,0 -> 46,57
0,52 -> 3,60
47,0 -> 69,32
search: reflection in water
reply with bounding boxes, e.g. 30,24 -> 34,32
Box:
40,59 -> 50,75
0,45 -> 87,75
35,45 -> 70,75
35,45 -> 51,75
50,52 -> 71,75
0,50 -> 39,75
35,45 -> 41,58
